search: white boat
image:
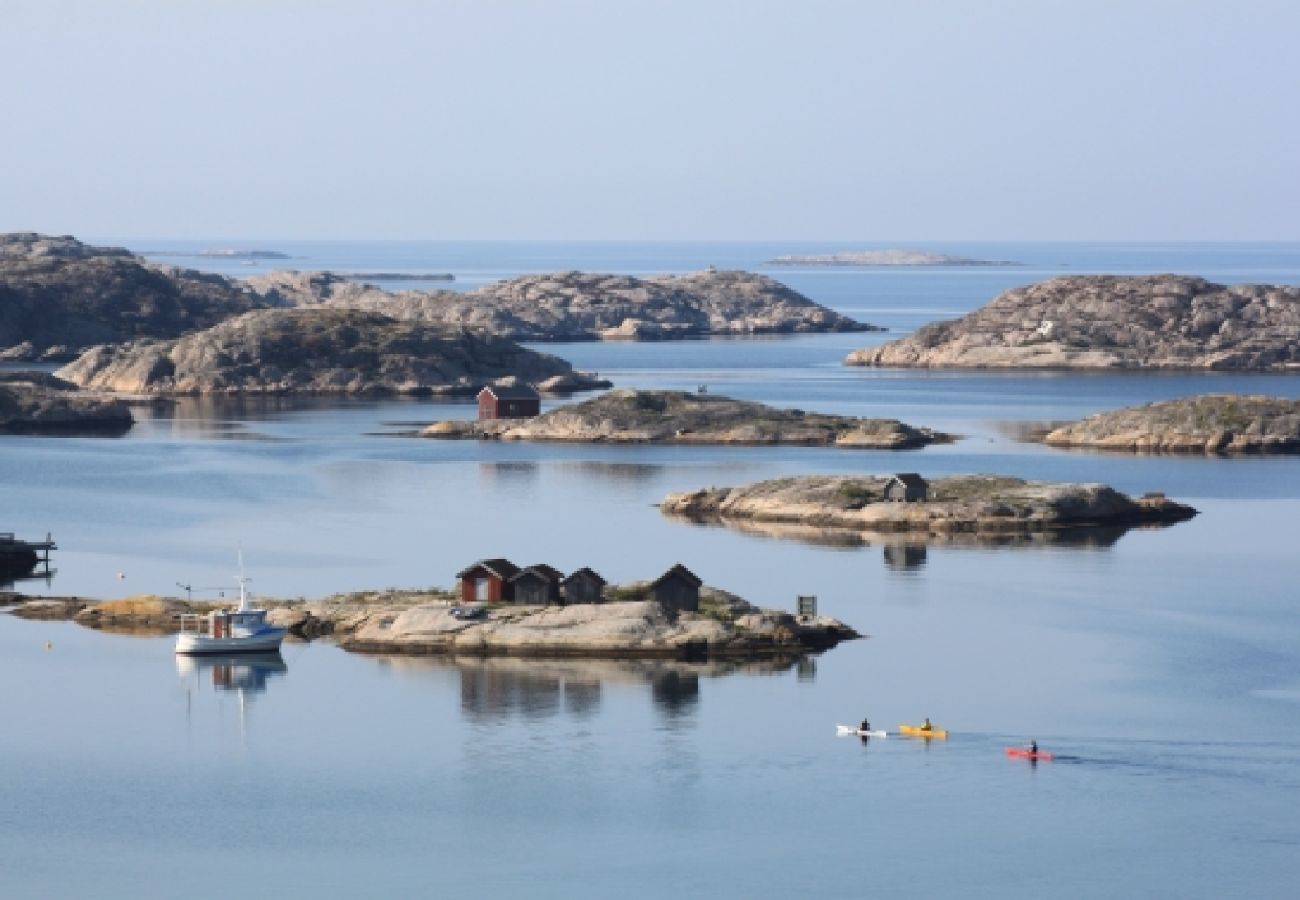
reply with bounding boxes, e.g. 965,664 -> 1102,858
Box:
836,724 -> 887,738
175,563 -> 287,655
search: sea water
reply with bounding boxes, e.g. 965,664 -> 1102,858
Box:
1,242 -> 1298,898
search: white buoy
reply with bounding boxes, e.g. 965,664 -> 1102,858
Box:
44,640 -> 52,650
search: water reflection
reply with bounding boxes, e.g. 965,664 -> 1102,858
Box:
664,513 -> 1153,554
553,460 -> 667,486
883,543 -> 928,572
175,651 -> 287,698
370,654 -> 808,723
477,460 -> 540,488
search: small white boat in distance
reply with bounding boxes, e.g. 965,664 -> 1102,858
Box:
836,724 -> 887,738
175,562 -> 287,655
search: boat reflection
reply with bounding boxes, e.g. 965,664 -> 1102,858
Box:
175,651 -> 287,697
368,654 -> 808,723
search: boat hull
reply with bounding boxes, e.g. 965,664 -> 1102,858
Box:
175,629 -> 287,655
836,725 -> 887,738
899,724 -> 948,739
1006,747 -> 1053,761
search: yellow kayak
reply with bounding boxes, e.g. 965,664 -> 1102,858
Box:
900,723 -> 949,739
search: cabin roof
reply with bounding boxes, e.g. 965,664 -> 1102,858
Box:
509,564 -> 564,583
456,558 -> 521,580
650,563 -> 702,589
563,566 -> 607,586
887,473 -> 927,488
478,383 -> 540,401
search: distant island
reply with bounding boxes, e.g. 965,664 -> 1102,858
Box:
847,275 -> 1300,371
197,249 -> 291,260
248,268 -> 879,340
55,308 -> 609,396
1041,394 -> 1300,454
339,272 -> 454,282
0,235 -> 878,360
423,388 -> 950,449
0,372 -> 132,434
660,474 -> 1196,537
768,249 -> 1020,267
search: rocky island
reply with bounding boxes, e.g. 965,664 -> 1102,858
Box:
247,268 -> 878,340
0,233 -> 264,361
8,585 -> 860,660
55,308 -> 608,395
422,388 -> 950,449
0,372 -> 133,433
660,474 -> 1195,537
1041,394 -> 1300,454
769,248 -> 1020,266
846,275 -> 1300,370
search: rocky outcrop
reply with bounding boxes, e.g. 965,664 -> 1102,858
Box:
0,372 -> 133,433
660,474 -> 1195,535
6,585 -> 860,660
55,308 -> 608,395
769,248 -> 1019,266
248,268 -> 877,340
846,275 -> 1300,370
339,587 -> 859,658
0,233 -> 268,361
1042,394 -> 1300,454
421,388 -> 949,449
73,595 -> 189,633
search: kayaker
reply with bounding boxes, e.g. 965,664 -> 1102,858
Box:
859,718 -> 871,733
1030,740 -> 1038,755
922,717 -> 933,732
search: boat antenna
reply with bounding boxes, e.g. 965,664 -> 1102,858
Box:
236,548 -> 252,612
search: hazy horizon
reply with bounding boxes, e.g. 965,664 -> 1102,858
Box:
3,0 -> 1298,241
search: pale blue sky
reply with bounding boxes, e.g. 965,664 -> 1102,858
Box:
1,0 -> 1296,240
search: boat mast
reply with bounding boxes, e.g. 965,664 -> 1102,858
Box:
236,549 -> 252,612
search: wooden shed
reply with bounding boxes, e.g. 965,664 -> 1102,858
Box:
457,558 -> 521,603
651,563 -> 702,616
562,567 -> 607,605
884,473 -> 928,503
509,564 -> 564,606
477,383 -> 541,420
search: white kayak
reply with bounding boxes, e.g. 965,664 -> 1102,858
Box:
836,724 -> 887,738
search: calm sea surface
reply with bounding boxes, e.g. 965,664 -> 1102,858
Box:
2,242 -> 1299,898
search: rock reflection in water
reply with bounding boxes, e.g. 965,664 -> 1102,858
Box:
664,513 -> 1148,556
477,461 -> 540,489
370,655 -> 807,722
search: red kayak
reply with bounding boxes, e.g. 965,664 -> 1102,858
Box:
1006,747 -> 1053,761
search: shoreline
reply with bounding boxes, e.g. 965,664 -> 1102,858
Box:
3,588 -> 860,662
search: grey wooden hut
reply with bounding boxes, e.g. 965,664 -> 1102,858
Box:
650,564 -> 702,616
562,567 -> 607,605
884,473 -> 928,503
509,564 -> 564,605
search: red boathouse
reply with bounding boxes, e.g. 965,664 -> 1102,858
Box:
456,558 -> 522,603
477,383 -> 541,420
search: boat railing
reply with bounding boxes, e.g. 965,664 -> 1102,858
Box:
178,613 -> 210,635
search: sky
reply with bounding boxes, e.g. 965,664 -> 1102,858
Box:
1,0 -> 1297,241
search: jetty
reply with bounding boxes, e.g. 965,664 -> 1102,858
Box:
0,532 -> 56,583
